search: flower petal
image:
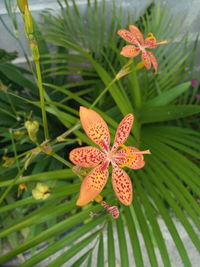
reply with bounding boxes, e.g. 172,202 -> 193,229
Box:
80,106 -> 110,151
129,25 -> 144,45
147,51 -> 158,73
112,114 -> 134,152
69,146 -> 105,168
112,164 -> 133,205
113,147 -> 145,169
76,164 -> 109,206
117,29 -> 140,45
141,51 -> 151,70
144,37 -> 157,49
120,45 -> 140,58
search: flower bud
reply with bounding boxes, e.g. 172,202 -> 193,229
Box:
24,5 -> 33,34
17,0 -> 28,13
24,120 -> 39,142
19,184 -> 27,190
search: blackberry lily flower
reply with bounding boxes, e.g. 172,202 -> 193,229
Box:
70,107 -> 150,206
118,25 -> 167,73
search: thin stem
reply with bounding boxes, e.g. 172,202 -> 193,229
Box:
9,129 -> 20,172
90,78 -> 117,108
50,152 -> 73,168
6,94 -> 17,117
0,167 -> 25,205
130,64 -> 142,109
35,60 -> 49,140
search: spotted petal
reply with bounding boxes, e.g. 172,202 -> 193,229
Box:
112,114 -> 134,152
113,147 -> 145,169
117,29 -> 140,46
144,37 -> 157,49
142,50 -> 151,70
69,146 -> 105,168
147,51 -> 158,73
112,164 -> 133,205
76,164 -> 109,206
129,25 -> 144,45
120,45 -> 140,58
80,106 -> 110,151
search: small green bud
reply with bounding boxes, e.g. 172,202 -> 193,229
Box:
24,120 -> 39,142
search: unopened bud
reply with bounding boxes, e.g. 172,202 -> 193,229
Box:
19,184 -> 27,190
30,40 -> 40,61
17,0 -> 28,13
25,120 -> 39,142
24,5 -> 33,34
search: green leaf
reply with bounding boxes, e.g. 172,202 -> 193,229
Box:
97,232 -> 104,267
46,230 -> 100,267
140,105 -> 200,123
124,207 -> 144,267
107,220 -> 116,267
144,82 -> 190,107
116,215 -> 129,267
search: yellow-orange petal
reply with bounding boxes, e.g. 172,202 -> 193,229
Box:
147,51 -> 158,73
76,164 -> 109,206
129,25 -> 144,45
141,51 -> 151,70
69,146 -> 106,168
120,45 -> 140,58
113,147 -> 145,169
112,164 -> 132,205
117,29 -> 139,46
80,106 -> 110,152
111,114 -> 134,152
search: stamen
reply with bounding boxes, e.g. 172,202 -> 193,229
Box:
118,144 -> 151,168
145,32 -> 157,43
156,40 -> 168,45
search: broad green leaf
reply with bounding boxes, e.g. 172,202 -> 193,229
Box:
140,105 -> 200,123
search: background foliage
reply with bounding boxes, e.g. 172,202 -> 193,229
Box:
0,0 -> 200,266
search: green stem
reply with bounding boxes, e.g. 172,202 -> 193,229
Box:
9,129 -> 20,172
50,152 -> 73,168
35,60 -> 49,140
131,65 -> 142,109
90,78 -> 117,108
0,167 -> 25,205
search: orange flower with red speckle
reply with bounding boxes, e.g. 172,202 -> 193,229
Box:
70,107 -> 150,206
118,25 -> 167,73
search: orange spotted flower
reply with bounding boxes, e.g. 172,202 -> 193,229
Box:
70,107 -> 150,206
118,25 -> 167,73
